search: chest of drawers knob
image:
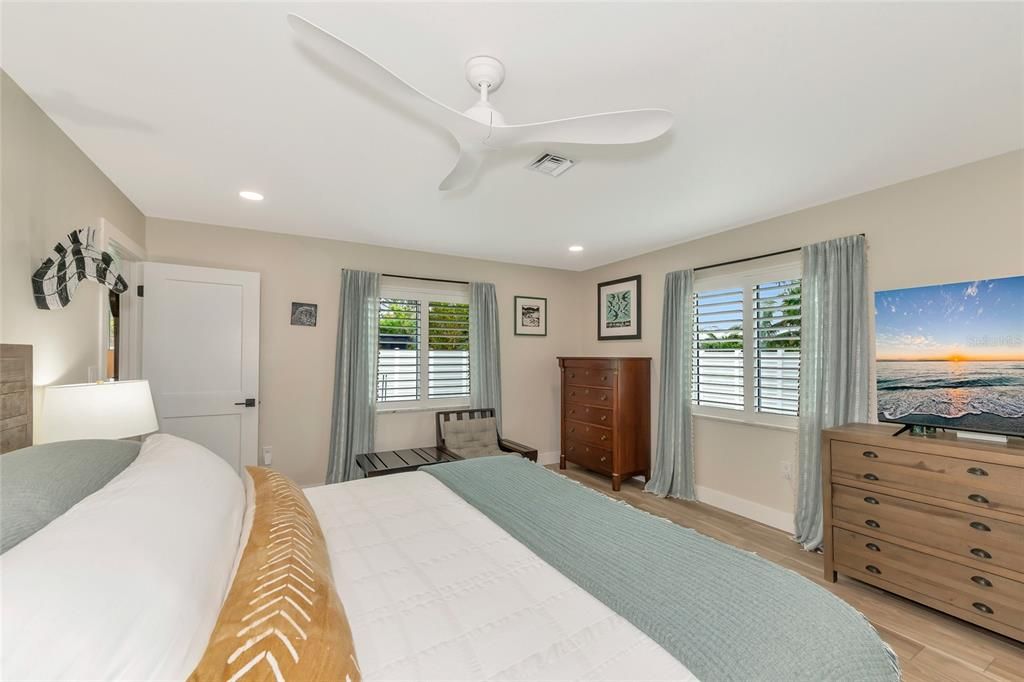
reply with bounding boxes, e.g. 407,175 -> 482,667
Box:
600,456 -> 607,463
865,519 -> 880,528
971,575 -> 993,588
863,450 -> 878,458
864,496 -> 879,505
973,602 -> 994,615
970,521 -> 991,532
966,466 -> 989,477
866,565 -> 882,575
600,415 -> 607,422
865,543 -> 881,552
970,548 -> 992,560
968,493 -> 990,504
863,473 -> 879,481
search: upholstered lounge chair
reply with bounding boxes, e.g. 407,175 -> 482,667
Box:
435,408 -> 538,461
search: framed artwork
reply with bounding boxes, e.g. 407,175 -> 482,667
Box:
597,275 -> 641,340
290,302 -> 318,327
514,296 -> 547,336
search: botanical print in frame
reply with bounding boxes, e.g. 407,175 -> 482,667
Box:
290,302 -> 318,327
597,275 -> 641,340
514,296 -> 547,336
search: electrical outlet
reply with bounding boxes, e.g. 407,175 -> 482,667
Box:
262,445 -> 273,466
781,462 -> 793,480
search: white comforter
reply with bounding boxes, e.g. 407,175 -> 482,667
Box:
306,471 -> 696,681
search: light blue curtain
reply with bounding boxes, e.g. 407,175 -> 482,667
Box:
645,269 -> 696,499
469,282 -> 502,430
326,270 -> 380,483
795,235 -> 870,549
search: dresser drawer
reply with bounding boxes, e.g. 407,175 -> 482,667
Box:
832,484 -> 1024,571
560,358 -> 616,370
564,385 -> 613,407
565,420 -> 612,448
834,527 -> 1024,630
564,438 -> 613,474
564,365 -> 616,388
832,440 -> 1024,516
565,403 -> 613,427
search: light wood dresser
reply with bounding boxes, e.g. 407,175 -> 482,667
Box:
822,423 -> 1024,641
558,357 -> 650,491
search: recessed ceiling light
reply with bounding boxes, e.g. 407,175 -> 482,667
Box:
239,190 -> 264,201
569,245 -> 584,252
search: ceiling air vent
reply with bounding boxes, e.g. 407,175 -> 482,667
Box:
528,153 -> 575,177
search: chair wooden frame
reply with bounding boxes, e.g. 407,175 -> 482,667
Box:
435,408 -> 538,461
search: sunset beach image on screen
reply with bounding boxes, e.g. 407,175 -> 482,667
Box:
875,275 -> 1024,437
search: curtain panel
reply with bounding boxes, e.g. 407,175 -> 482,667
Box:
645,269 -> 696,499
794,235 -> 870,549
469,282 -> 503,430
326,270 -> 380,483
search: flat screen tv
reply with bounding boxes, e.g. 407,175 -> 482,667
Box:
875,275 -> 1024,439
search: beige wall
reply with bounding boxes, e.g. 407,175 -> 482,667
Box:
1,72 -> 145,422
145,218 -> 581,486
576,150 -> 1024,528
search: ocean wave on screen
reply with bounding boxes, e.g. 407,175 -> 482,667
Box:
876,376 -> 1024,391
879,387 -> 1024,420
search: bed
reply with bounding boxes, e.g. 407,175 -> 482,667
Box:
1,428 -> 900,681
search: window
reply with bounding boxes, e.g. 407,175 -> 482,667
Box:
692,264 -> 801,423
377,282 -> 470,407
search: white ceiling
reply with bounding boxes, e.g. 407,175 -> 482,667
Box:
3,2 -> 1022,270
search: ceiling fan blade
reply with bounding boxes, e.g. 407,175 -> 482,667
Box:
287,14 -> 484,139
438,147 -> 486,191
486,109 -> 672,148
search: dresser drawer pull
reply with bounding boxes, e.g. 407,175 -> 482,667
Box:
602,375 -> 609,382
600,456 -> 607,463
865,565 -> 881,575
570,391 -> 577,398
600,395 -> 608,401
569,427 -> 576,433
970,548 -> 992,560
600,415 -> 607,422
863,451 -> 878,458
863,473 -> 879,481
970,521 -> 991,532
865,543 -> 881,552
966,467 -> 989,477
600,435 -> 608,441
971,575 -> 993,588
864,496 -> 880,505
865,519 -> 880,528
569,372 -> 576,379
968,493 -> 990,504
972,602 -> 994,615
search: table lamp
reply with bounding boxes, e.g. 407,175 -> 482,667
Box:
40,380 -> 159,443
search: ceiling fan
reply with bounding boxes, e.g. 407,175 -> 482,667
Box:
287,14 -> 673,191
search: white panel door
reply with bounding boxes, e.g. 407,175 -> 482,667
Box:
142,263 -> 260,473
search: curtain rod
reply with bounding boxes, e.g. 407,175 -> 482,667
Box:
694,233 -> 866,273
381,273 -> 469,286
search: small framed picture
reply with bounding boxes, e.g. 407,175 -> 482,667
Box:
597,275 -> 641,340
290,302 -> 318,327
514,296 -> 547,336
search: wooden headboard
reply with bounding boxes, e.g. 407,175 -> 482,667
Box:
1,344 -> 33,453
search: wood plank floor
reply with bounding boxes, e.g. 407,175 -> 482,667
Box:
549,463 -> 1024,682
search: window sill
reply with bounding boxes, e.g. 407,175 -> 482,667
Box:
377,403 -> 470,415
692,409 -> 799,433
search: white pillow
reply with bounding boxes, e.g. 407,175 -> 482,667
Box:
0,434 -> 245,681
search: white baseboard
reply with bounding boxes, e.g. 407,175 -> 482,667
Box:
536,451 -> 561,466
695,485 -> 794,534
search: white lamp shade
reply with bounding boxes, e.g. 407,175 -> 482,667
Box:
40,380 -> 159,443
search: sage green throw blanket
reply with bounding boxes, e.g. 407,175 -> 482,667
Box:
425,456 -> 899,682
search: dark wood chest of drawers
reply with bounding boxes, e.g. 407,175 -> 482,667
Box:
823,423 -> 1024,641
558,357 -> 651,491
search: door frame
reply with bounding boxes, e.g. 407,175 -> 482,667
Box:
96,218 -> 146,381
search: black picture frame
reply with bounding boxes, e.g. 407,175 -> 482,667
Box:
290,302 -> 318,327
597,275 -> 641,340
513,295 -> 548,336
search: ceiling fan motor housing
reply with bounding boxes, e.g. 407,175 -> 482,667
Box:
465,56 -> 505,93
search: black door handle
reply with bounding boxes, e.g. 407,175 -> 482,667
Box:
234,398 -> 256,407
